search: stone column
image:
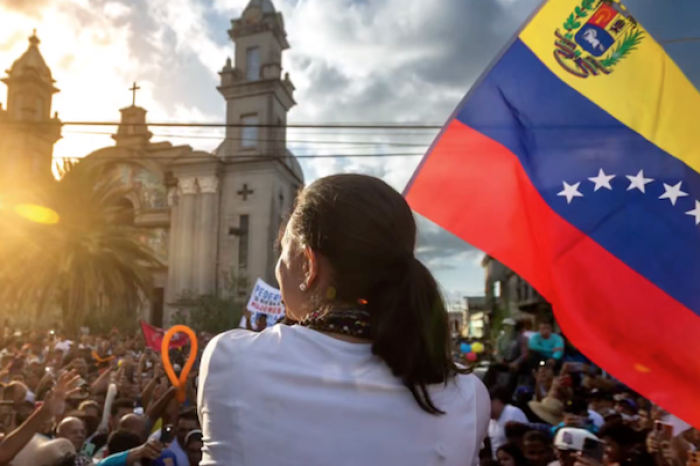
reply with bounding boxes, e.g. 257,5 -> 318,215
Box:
165,187 -> 181,309
177,177 -> 198,295
197,176 -> 219,295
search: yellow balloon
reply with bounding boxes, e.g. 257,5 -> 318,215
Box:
471,342 -> 485,354
14,204 -> 60,224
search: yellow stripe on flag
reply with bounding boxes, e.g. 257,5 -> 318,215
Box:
519,0 -> 700,174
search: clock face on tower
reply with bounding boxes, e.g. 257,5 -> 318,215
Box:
244,6 -> 262,23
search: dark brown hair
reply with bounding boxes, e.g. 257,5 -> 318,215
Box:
288,174 -> 464,414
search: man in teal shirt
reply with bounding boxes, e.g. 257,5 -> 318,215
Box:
529,321 -> 564,361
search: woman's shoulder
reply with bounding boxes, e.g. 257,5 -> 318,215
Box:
198,329 -> 268,393
453,371 -> 489,397
452,372 -> 491,418
202,328 -> 269,361
200,326 -> 291,372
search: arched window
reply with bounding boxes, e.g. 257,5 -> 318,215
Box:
115,198 -> 135,225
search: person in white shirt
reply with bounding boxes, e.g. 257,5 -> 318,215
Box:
547,427 -> 600,466
198,174 -> 490,466
489,387 -> 529,458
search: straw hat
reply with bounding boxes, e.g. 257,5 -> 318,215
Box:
528,397 -> 565,425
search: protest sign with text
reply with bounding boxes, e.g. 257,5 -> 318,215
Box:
246,278 -> 285,317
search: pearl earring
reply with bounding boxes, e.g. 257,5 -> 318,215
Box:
299,283 -> 308,291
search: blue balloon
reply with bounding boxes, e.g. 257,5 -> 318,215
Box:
460,343 -> 471,354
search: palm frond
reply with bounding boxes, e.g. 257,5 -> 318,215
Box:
0,159 -> 160,331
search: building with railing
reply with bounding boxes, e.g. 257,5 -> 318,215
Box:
482,255 -> 552,333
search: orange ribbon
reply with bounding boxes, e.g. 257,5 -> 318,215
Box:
91,351 -> 115,366
161,325 -> 198,403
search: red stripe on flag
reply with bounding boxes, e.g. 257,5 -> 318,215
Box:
406,120 -> 700,427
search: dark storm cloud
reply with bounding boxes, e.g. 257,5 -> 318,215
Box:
301,61 -> 351,100
415,215 -> 479,265
404,0 -> 525,88
289,0 -> 543,127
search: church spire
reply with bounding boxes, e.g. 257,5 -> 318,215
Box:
217,0 -> 295,158
4,31 -> 56,90
243,0 -> 276,14
29,29 -> 40,47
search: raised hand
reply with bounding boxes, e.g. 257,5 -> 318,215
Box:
134,439 -> 163,461
41,370 -> 81,417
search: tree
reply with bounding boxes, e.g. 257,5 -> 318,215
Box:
0,160 -> 160,333
172,271 -> 246,334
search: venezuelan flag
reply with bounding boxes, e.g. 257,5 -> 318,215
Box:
405,0 -> 700,426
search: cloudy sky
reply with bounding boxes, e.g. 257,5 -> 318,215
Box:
1,0 -> 699,305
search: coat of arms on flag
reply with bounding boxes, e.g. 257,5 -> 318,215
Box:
554,0 -> 644,78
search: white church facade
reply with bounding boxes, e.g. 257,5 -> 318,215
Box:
0,0 -> 304,326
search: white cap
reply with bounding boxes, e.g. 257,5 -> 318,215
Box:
554,428 -> 599,451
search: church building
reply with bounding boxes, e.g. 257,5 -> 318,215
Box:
0,0 -> 304,326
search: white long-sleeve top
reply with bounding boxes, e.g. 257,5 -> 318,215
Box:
198,325 -> 490,466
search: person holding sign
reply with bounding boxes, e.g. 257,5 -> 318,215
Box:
198,174 -> 489,466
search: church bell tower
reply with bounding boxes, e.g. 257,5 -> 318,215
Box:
217,0 -> 296,158
0,31 -> 62,183
214,0 -> 303,290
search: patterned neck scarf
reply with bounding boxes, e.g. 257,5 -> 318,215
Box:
298,308 -> 371,340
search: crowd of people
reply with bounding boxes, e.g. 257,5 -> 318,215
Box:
480,320 -> 698,466
0,315 -> 696,466
0,327 -> 205,466
0,174 -> 697,466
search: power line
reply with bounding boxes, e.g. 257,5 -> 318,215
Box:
37,121 -> 445,129
63,130 -> 432,148
53,153 -> 425,160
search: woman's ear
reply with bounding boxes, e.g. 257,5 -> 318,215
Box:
303,245 -> 318,289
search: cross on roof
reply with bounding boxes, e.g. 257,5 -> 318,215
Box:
237,184 -> 254,201
29,29 -> 40,46
129,82 -> 141,107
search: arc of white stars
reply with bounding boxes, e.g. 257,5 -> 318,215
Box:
686,201 -> 700,225
659,181 -> 689,206
588,168 -> 615,191
626,170 -> 654,193
560,169 -> 700,227
557,181 -> 583,204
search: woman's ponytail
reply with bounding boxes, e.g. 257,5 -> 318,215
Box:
368,257 -> 457,415
288,174 -> 466,415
